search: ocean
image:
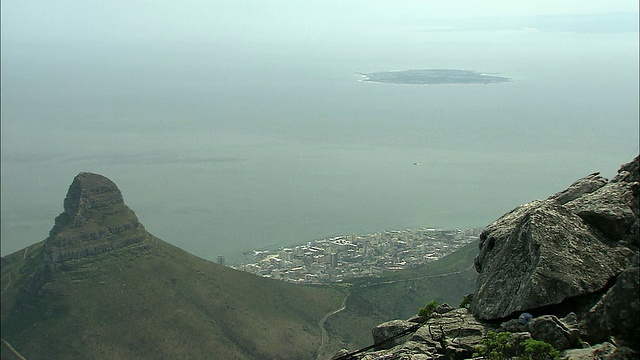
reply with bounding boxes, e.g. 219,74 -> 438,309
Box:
2,25 -> 638,264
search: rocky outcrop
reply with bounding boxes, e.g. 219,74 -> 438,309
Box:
472,156 -> 639,321
338,307 -> 489,360
560,342 -> 638,360
43,172 -> 151,270
528,314 -> 580,351
371,320 -> 417,350
333,156 -> 639,360
410,308 -> 488,359
579,266 -> 639,348
498,313 -> 581,351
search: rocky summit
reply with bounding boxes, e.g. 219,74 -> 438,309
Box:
43,172 -> 150,270
333,156 -> 639,359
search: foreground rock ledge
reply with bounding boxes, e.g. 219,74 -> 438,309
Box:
472,156 -> 638,321
333,156 -> 639,359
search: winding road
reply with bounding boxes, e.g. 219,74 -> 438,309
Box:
316,292 -> 349,360
315,263 -> 475,359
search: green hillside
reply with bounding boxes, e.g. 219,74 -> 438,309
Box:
2,235 -> 479,360
2,172 -> 481,360
1,236 -> 346,359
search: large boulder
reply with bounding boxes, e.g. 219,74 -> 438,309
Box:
499,313 -> 580,351
561,342 -> 638,360
410,308 -> 488,359
333,157 -> 639,360
564,181 -> 639,247
360,342 -> 438,360
551,172 -> 608,205
338,308 -> 488,360
472,156 -> 639,321
528,314 -> 580,351
579,266 -> 640,349
371,320 -> 417,350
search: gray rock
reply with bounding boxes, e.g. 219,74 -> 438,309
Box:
408,314 -> 427,323
565,181 -> 639,246
344,309 -> 488,360
528,314 -> 580,350
435,303 -> 455,314
361,341 -> 439,360
411,308 -> 488,359
551,172 -> 607,205
611,156 -> 639,183
371,319 -> 418,350
330,349 -> 351,360
342,157 -> 640,360
499,318 -> 529,333
580,267 -> 640,350
472,157 -> 639,321
472,200 -> 633,320
561,342 -> 638,359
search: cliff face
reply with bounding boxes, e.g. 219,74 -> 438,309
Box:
43,172 -> 150,270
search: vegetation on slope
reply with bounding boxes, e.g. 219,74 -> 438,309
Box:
1,236 -> 346,359
320,240 -> 478,357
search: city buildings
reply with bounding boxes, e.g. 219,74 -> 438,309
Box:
231,227 -> 480,284
217,255 -> 226,266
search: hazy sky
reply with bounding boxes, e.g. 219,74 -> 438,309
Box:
2,1 -> 639,43
1,1 -> 638,261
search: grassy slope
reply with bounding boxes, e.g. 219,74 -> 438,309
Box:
321,240 -> 479,357
1,236 -> 346,360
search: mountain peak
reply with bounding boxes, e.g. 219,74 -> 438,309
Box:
44,172 -> 150,270
59,172 -> 124,227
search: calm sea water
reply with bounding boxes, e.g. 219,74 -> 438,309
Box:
2,29 -> 638,263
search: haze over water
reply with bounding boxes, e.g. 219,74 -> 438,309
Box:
2,1 -> 639,263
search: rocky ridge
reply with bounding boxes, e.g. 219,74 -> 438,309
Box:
43,172 -> 151,270
333,156 -> 639,359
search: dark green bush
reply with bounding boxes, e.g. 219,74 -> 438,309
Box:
522,338 -> 560,359
459,295 -> 471,309
418,299 -> 438,318
474,331 -> 518,359
473,331 -> 559,360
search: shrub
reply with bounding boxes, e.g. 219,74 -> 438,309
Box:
459,295 -> 471,309
473,331 -> 559,360
522,338 -> 560,360
474,331 -> 519,360
418,299 -> 438,318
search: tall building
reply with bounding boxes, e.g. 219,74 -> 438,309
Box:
330,253 -> 339,268
217,255 -> 225,266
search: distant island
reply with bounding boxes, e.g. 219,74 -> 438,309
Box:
358,69 -> 510,85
